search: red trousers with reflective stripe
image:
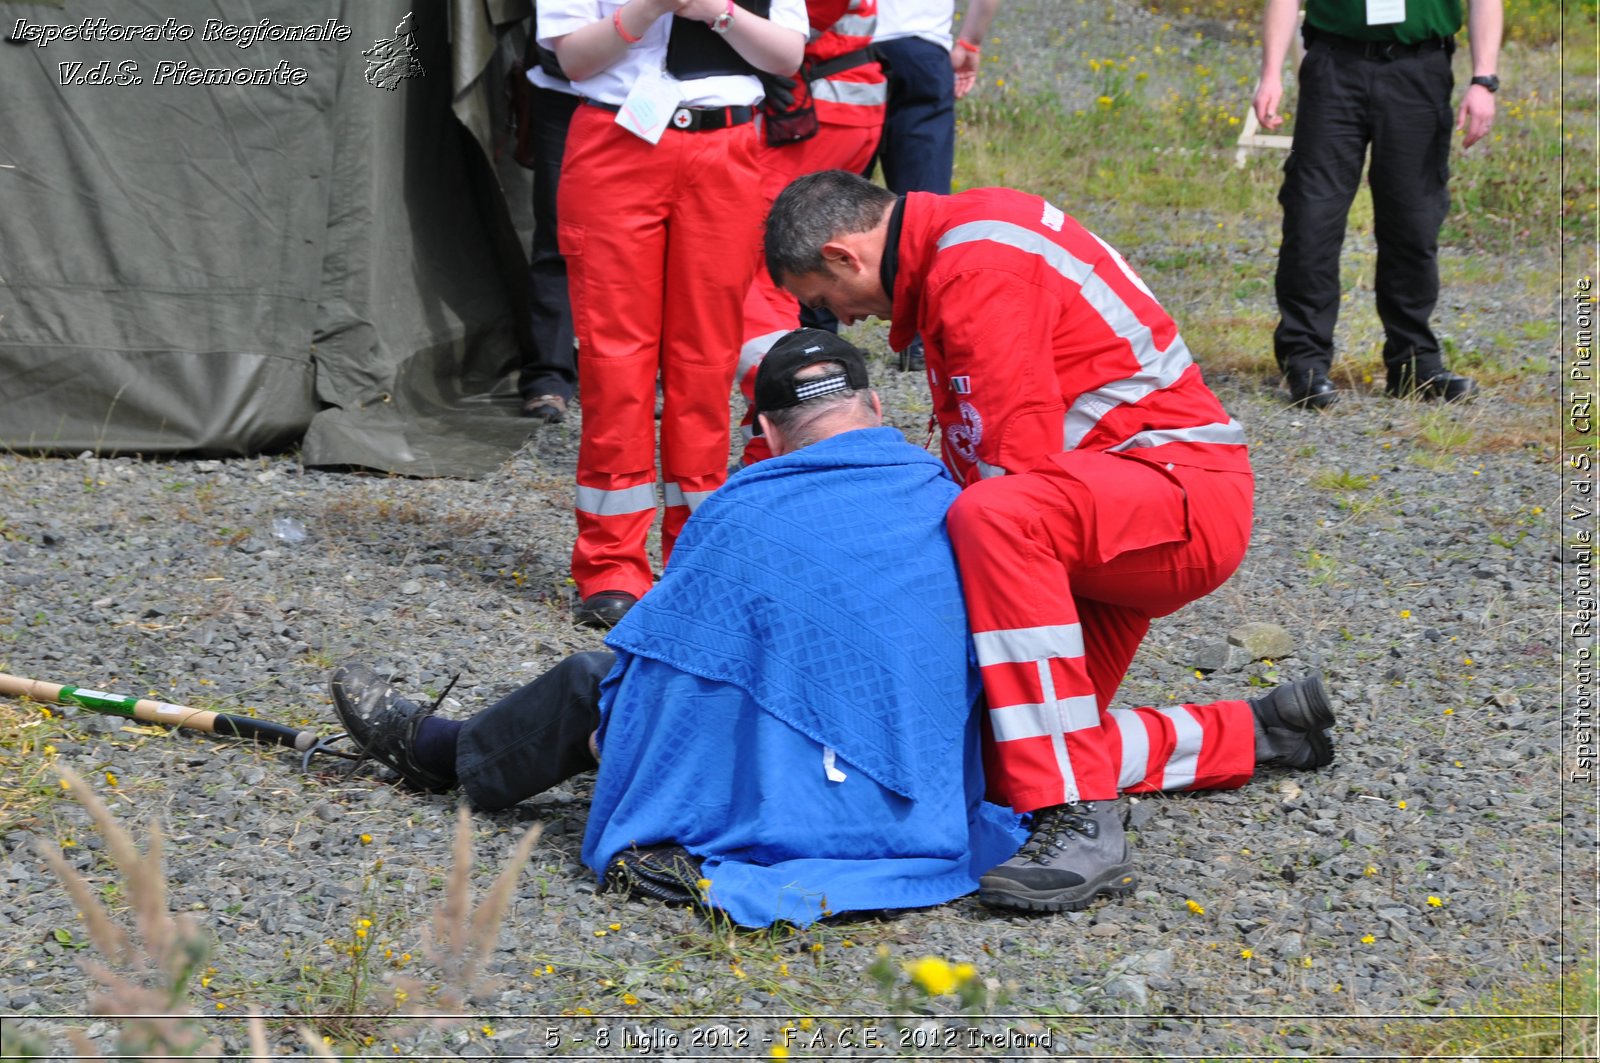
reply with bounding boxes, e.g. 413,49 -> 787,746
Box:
945,450 -> 1258,813
558,107 -> 763,598
737,122 -> 882,465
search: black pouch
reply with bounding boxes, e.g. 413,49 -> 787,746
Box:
761,71 -> 817,145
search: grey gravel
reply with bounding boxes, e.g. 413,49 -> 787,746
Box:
1,1 -> 1582,1058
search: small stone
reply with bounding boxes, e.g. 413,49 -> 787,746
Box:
1227,621 -> 1296,661
400,580 -> 424,595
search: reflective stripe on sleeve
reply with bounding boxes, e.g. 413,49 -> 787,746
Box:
988,691 -> 1100,742
973,623 -> 1085,666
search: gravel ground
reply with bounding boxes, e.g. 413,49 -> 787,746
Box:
1,2 -> 1587,1059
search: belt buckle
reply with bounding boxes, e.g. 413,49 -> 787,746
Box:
671,107 -> 692,129
1365,40 -> 1397,60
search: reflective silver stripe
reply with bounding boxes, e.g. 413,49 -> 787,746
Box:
988,691 -> 1099,741
1038,659 -> 1080,804
1110,418 -> 1249,452
973,623 -> 1084,666
832,12 -> 877,35
662,483 -> 714,512
936,221 -> 1198,450
739,329 -> 786,380
811,78 -> 888,106
575,483 -> 657,516
1156,705 -> 1202,789
1062,334 -> 1197,449
1109,709 -> 1150,790
976,458 -> 1007,479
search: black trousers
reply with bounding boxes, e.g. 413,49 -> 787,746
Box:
456,651 -> 613,812
517,85 -> 581,403
1273,37 -> 1454,380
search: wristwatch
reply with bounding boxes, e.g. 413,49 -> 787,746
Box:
1469,74 -> 1500,93
710,0 -> 735,34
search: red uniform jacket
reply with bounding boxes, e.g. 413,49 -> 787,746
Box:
796,0 -> 884,127
887,189 -> 1252,486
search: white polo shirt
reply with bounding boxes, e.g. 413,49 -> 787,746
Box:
872,0 -> 953,49
539,0 -> 809,108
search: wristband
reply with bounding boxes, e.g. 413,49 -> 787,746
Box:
612,7 -> 643,44
956,38 -> 981,54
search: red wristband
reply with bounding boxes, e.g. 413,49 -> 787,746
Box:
612,7 -> 643,44
956,38 -> 981,54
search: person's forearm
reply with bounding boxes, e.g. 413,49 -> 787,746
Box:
1258,0 -> 1298,78
550,0 -> 673,82
719,5 -> 805,75
1466,0 -> 1502,76
956,0 -> 1002,49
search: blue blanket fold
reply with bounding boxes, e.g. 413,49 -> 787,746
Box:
604,427 -> 970,800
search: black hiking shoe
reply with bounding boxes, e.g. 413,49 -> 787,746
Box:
978,801 -> 1136,913
329,662 -> 455,792
1249,673 -> 1336,770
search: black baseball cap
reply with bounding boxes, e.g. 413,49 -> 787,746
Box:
753,329 -> 872,415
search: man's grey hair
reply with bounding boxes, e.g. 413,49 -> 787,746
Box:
764,170 -> 896,284
762,360 -> 878,452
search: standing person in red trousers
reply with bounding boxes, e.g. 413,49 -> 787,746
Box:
763,170 -> 1337,912
540,0 -> 807,627
736,0 -> 886,465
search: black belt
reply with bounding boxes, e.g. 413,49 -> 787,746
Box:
581,98 -> 756,131
1305,26 -> 1454,60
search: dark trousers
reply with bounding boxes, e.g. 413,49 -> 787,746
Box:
872,36 -> 956,195
456,651 -> 612,812
1273,38 -> 1454,380
518,85 -> 580,403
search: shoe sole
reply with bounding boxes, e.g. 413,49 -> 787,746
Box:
976,864 -> 1138,913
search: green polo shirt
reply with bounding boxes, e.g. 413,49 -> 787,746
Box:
1306,0 -> 1463,43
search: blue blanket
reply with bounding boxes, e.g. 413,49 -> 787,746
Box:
582,427 -> 1024,926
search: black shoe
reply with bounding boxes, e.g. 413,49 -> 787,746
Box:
329,662 -> 456,791
977,801 -> 1136,912
1385,367 -> 1478,403
897,337 -> 926,373
602,844 -> 704,906
1249,673 -> 1335,770
574,590 -> 637,629
521,394 -> 567,423
1286,369 -> 1339,409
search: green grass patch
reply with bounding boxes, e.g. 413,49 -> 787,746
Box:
1395,961 -> 1597,1061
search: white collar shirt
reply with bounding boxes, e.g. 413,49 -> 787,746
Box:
538,0 -> 809,108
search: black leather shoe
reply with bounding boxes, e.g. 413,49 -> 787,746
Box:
575,590 -> 637,629
897,336 -> 926,373
521,394 -> 567,423
1286,370 -> 1339,409
1386,368 -> 1478,403
1249,673 -> 1335,770
329,662 -> 456,791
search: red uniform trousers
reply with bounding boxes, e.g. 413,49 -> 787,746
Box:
945,450 -> 1258,814
736,122 -> 882,465
558,106 -> 764,599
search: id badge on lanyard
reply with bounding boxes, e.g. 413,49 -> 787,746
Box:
616,66 -> 681,144
1366,0 -> 1404,25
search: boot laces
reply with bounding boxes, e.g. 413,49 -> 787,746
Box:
1018,802 -> 1100,863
